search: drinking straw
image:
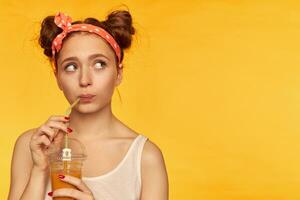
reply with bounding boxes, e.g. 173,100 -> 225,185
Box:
65,98 -> 81,116
62,98 -> 80,159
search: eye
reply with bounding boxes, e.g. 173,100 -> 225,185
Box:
94,60 -> 106,69
64,63 -> 77,72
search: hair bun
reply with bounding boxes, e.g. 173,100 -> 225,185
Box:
103,10 -> 135,50
39,16 -> 63,57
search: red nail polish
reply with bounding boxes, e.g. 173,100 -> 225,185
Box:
67,127 -> 73,133
64,116 -> 70,120
58,174 -> 65,179
48,191 -> 53,196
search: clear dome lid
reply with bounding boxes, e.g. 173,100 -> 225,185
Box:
46,133 -> 87,162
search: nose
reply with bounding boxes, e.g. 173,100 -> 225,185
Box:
79,66 -> 92,87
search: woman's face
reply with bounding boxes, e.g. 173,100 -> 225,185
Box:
55,33 -> 122,113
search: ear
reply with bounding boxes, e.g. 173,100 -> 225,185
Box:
115,63 -> 123,87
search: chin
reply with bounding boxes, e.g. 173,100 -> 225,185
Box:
72,102 -> 93,112
75,102 -> 107,114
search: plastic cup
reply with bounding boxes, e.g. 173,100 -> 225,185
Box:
47,135 -> 87,200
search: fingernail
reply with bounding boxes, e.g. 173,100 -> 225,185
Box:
58,174 -> 65,179
48,191 -> 53,196
67,127 -> 73,133
64,116 -> 70,120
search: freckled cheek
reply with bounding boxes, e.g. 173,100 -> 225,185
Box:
94,77 -> 116,97
60,79 -> 78,95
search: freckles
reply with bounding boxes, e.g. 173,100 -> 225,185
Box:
105,77 -> 116,89
95,79 -> 115,97
60,79 -> 77,94
96,73 -> 115,86
96,81 -> 113,92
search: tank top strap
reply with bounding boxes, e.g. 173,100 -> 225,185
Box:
135,134 -> 148,185
123,134 -> 148,161
135,134 -> 148,160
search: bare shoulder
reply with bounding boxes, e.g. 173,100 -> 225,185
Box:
8,128 -> 37,200
16,128 -> 37,144
142,139 -> 166,164
12,127 -> 37,170
13,128 -> 37,157
140,138 -> 169,199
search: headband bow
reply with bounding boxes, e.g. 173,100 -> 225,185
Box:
51,12 -> 122,72
55,12 -> 72,30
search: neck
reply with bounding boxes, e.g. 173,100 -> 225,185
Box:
68,102 -> 116,140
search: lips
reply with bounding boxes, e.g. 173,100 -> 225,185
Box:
79,94 -> 96,103
79,94 -> 95,98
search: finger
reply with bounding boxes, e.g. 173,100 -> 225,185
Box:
47,115 -> 70,123
52,188 -> 92,200
38,125 -> 56,141
31,135 -> 51,148
46,121 -> 71,135
58,175 -> 92,194
33,124 -> 63,142
52,130 -> 64,144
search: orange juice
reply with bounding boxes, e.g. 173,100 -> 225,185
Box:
50,160 -> 83,200
47,137 -> 87,200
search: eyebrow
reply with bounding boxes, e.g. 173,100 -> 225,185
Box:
60,53 -> 110,65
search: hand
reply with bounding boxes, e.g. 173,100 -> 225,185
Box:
29,115 -> 72,171
49,175 -> 94,200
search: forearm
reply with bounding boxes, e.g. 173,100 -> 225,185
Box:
20,166 -> 48,200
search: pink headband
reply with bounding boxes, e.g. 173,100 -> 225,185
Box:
51,12 -> 122,69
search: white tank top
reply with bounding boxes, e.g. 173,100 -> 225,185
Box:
44,134 -> 148,200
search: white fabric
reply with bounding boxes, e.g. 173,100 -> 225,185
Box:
44,134 -> 148,200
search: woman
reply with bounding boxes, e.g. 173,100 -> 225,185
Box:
8,10 -> 168,200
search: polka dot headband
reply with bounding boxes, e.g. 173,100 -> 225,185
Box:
51,12 -> 122,70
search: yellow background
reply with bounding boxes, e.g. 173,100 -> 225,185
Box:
1,0 -> 300,199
